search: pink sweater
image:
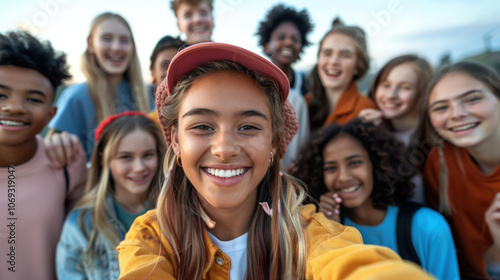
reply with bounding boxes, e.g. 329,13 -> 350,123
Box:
0,135 -> 87,280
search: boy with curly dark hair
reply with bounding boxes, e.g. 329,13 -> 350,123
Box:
292,118 -> 459,280
0,31 -> 87,280
255,4 -> 313,169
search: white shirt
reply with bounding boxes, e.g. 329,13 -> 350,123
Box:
208,231 -> 248,279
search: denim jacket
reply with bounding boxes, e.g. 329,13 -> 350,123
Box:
56,196 -> 126,280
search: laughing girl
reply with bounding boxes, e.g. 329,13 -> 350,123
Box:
46,12 -> 153,162
421,61 -> 500,279
293,119 -> 459,280
116,42 -> 432,279
56,112 -> 165,279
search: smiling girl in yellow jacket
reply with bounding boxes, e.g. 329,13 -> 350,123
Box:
116,42 -> 432,280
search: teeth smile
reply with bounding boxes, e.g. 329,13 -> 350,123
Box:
280,48 -> 293,56
326,70 -> 340,75
0,120 -> 24,126
129,175 -> 148,181
206,168 -> 246,178
383,103 -> 399,109
451,123 -> 477,131
339,185 -> 360,193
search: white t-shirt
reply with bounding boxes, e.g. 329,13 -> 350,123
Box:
208,231 -> 248,280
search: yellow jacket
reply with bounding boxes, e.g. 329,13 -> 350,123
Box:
117,205 -> 433,280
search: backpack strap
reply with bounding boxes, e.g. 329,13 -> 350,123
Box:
62,165 -> 70,194
397,201 -> 425,266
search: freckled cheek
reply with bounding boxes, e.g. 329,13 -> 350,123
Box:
429,112 -> 448,130
471,104 -> 498,120
244,138 -> 273,161
179,139 -> 206,165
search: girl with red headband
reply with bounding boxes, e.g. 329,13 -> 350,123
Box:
56,111 -> 165,279
116,42 -> 433,279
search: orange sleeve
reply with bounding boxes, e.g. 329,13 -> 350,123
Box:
148,110 -> 161,129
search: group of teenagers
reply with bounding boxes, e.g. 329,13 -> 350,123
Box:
0,0 -> 499,279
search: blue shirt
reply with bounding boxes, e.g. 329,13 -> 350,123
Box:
48,81 -> 154,160
344,205 -> 460,280
113,200 -> 149,231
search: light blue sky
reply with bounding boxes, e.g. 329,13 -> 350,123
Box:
3,0 -> 500,82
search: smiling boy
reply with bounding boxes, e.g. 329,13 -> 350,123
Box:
0,31 -> 87,280
170,0 -> 214,45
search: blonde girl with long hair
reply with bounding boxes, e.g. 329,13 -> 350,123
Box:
45,12 -> 153,163
116,42 -> 432,280
56,112 -> 165,279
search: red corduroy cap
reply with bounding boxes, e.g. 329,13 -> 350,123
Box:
155,42 -> 298,158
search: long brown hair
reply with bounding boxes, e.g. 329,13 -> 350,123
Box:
81,12 -> 149,121
308,20 -> 369,131
74,114 -> 165,265
417,61 -> 500,214
157,61 -> 308,279
370,54 -> 433,137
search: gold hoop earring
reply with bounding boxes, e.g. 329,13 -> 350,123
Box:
269,156 -> 274,167
176,156 -> 183,168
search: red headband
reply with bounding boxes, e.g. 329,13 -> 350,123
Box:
94,111 -> 149,142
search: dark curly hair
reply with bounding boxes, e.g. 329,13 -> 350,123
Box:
255,4 -> 313,55
149,35 -> 185,70
0,31 -> 70,95
292,118 -> 414,210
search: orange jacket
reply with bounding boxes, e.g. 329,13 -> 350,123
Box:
117,205 -> 432,280
425,143 -> 500,279
306,82 -> 377,127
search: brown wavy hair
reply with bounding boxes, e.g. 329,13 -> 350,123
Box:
157,60 -> 308,279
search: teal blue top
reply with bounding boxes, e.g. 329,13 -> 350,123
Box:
113,200 -> 149,231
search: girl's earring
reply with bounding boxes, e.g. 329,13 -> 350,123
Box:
269,151 -> 274,167
176,151 -> 183,168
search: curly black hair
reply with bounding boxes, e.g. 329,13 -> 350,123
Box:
255,4 -> 313,55
149,35 -> 185,70
292,118 -> 414,210
0,31 -> 70,94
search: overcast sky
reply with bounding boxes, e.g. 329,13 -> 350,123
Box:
3,0 -> 500,82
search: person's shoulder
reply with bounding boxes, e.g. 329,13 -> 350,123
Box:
65,207 -> 89,225
126,209 -> 160,235
60,82 -> 90,97
119,209 -> 163,250
56,82 -> 91,104
60,207 -> 92,242
300,204 -> 361,238
411,206 -> 449,232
